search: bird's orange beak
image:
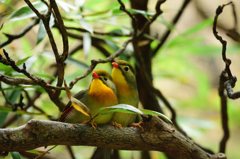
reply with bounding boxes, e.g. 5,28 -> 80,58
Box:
92,72 -> 99,79
112,62 -> 119,68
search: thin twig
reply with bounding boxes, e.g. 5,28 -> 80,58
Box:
213,2 -> 240,99
212,1 -> 240,153
0,19 -> 39,48
117,0 -> 138,37
66,146 -> 75,159
24,0 -> 44,18
50,0 -> 68,62
0,81 -> 14,106
151,0 -> 191,57
69,37 -> 132,89
65,26 -> 132,37
0,50 -> 59,91
137,0 -> 166,38
212,2 -> 233,79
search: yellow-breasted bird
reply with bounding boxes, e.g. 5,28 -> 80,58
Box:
92,60 -> 139,159
59,70 -> 118,125
110,60 -> 139,127
43,70 -> 118,157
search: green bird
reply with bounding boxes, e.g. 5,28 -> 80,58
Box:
59,70 -> 118,125
92,60 -> 139,159
110,60 -> 139,127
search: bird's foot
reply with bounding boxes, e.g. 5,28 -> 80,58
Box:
111,122 -> 123,130
87,119 -> 97,129
129,121 -> 144,131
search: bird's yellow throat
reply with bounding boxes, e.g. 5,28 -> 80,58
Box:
89,78 -> 117,104
111,67 -> 133,96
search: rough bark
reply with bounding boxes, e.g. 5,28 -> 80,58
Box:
0,115 -> 226,159
130,0 -> 163,113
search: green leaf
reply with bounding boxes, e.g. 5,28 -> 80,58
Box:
85,0 -> 128,11
79,18 -> 93,34
0,90 -> 22,127
111,8 -> 124,15
3,0 -> 11,3
182,18 -> 214,36
0,105 -> 48,115
4,56 -> 31,75
158,16 -> 174,31
56,0 -> 77,12
105,39 -> 119,51
25,150 -> 41,155
0,63 -> 10,71
0,112 -> 8,127
75,0 -> 85,8
36,13 -> 55,44
83,32 -> 91,57
42,51 -> 89,70
10,152 -> 21,159
36,19 -> 46,44
7,1 -> 48,23
99,104 -> 143,115
65,56 -> 89,70
128,9 -> 152,20
140,109 -> 173,124
109,29 -> 123,35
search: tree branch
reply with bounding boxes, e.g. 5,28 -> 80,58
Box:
0,50 -> 57,92
65,26 -> 132,37
0,115 -> 226,159
137,0 -> 166,38
118,0 -> 138,37
213,2 -> 240,99
68,37 -> 132,89
0,19 -> 39,48
151,0 -> 191,57
50,0 -> 68,62
213,2 -> 233,79
218,71 -> 229,153
212,1 -> 239,153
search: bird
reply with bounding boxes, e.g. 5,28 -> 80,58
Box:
59,70 -> 118,126
91,60 -> 139,159
110,60 -> 139,127
43,71 -> 118,158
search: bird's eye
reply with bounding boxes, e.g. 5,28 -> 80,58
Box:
124,66 -> 129,71
103,77 -> 108,81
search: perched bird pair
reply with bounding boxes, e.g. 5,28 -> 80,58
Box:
59,60 -> 139,129
58,60 -> 139,159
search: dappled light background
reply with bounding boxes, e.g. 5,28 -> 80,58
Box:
0,0 -> 240,158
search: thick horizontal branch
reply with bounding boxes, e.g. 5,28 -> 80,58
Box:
0,115 -> 226,159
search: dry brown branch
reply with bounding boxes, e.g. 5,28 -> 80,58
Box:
65,26 -> 132,37
0,74 -> 36,85
0,115 -> 226,159
137,0 -> 166,38
21,0 -> 69,109
0,19 -> 39,48
212,1 -> 240,153
151,0 -> 191,57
